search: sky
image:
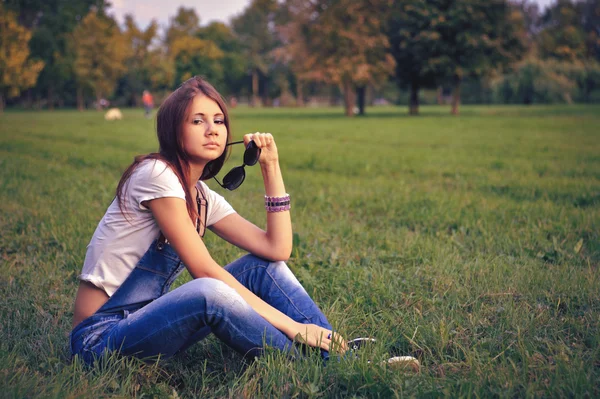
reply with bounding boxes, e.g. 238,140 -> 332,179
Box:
110,0 -> 558,30
109,0 -> 250,29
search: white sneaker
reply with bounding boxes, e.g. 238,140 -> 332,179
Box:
383,355 -> 421,372
347,337 -> 420,372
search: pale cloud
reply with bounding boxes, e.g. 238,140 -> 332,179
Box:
109,0 -> 555,31
110,0 -> 250,29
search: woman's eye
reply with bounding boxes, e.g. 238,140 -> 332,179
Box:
193,118 -> 203,124
215,120 -> 224,124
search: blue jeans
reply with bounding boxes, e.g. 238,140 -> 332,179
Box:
70,239 -> 332,365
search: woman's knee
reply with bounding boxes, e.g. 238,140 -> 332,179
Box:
176,278 -> 246,309
238,255 -> 294,277
267,261 -> 302,287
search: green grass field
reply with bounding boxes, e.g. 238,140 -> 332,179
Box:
1,104 -> 599,397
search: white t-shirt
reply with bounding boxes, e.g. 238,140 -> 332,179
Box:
79,159 -> 236,296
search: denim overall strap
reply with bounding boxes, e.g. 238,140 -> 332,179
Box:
97,238 -> 185,314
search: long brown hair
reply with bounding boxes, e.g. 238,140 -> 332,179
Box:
116,76 -> 231,222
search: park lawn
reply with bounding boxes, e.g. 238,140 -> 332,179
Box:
1,104 -> 598,397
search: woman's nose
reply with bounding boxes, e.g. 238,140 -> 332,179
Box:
206,122 -> 219,136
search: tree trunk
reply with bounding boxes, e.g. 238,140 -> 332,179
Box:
356,86 -> 366,115
96,92 -> 102,111
296,79 -> 304,107
409,81 -> 419,115
437,86 -> 443,105
342,80 -> 356,117
329,85 -> 337,106
77,87 -> 84,111
47,86 -> 54,110
25,90 -> 33,109
451,76 -> 461,115
132,93 -> 139,107
262,78 -> 270,107
251,69 -> 259,107
0,93 -> 4,113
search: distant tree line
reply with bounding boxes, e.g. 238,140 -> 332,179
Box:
1,0 -> 599,115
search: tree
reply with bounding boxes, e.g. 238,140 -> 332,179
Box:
492,56 -> 578,104
119,15 -> 160,106
4,0 -> 108,109
297,0 -> 393,116
579,0 -> 600,61
0,5 -> 44,112
198,22 -> 247,96
70,10 -> 128,110
163,8 -> 226,90
165,6 -> 201,52
436,0 -> 528,114
232,0 -> 279,106
146,49 -> 175,93
538,0 -> 587,62
170,35 -> 225,86
387,0 -> 446,115
273,0 -> 317,106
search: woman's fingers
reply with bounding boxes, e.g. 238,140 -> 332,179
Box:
244,132 -> 274,148
328,331 -> 348,353
299,326 -> 347,353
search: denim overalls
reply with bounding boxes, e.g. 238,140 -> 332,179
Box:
70,238 -> 332,365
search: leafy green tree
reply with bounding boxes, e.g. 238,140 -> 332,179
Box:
580,0 -> 600,61
165,6 -> 201,52
387,0 -> 445,115
146,49 -> 175,93
538,0 -> 587,62
492,57 -> 576,104
170,35 -> 224,86
198,22 -> 247,96
163,8 -> 225,91
0,4 -> 44,112
436,0 -> 528,114
5,0 -> 107,109
389,1 -> 526,115
232,0 -> 279,106
70,10 -> 127,110
119,15 -> 160,106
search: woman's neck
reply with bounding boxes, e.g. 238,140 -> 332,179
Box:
188,161 -> 206,192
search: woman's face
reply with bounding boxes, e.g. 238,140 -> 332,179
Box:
181,94 -> 228,164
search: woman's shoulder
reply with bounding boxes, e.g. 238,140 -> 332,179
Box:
196,180 -> 222,199
130,158 -> 184,194
135,158 -> 173,178
196,181 -> 236,225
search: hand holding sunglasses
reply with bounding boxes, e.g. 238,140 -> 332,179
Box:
213,140 -> 261,190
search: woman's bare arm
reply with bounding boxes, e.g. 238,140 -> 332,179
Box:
210,133 -> 292,261
147,196 -> 343,352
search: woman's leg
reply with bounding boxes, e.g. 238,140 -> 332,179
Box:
224,255 -> 332,330
177,256 -> 333,357
103,277 -> 296,361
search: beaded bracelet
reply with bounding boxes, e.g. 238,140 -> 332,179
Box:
265,194 -> 291,212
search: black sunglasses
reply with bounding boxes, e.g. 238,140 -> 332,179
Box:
213,140 -> 261,190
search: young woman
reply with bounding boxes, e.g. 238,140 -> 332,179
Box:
70,76 -> 347,365
70,76 -> 419,370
